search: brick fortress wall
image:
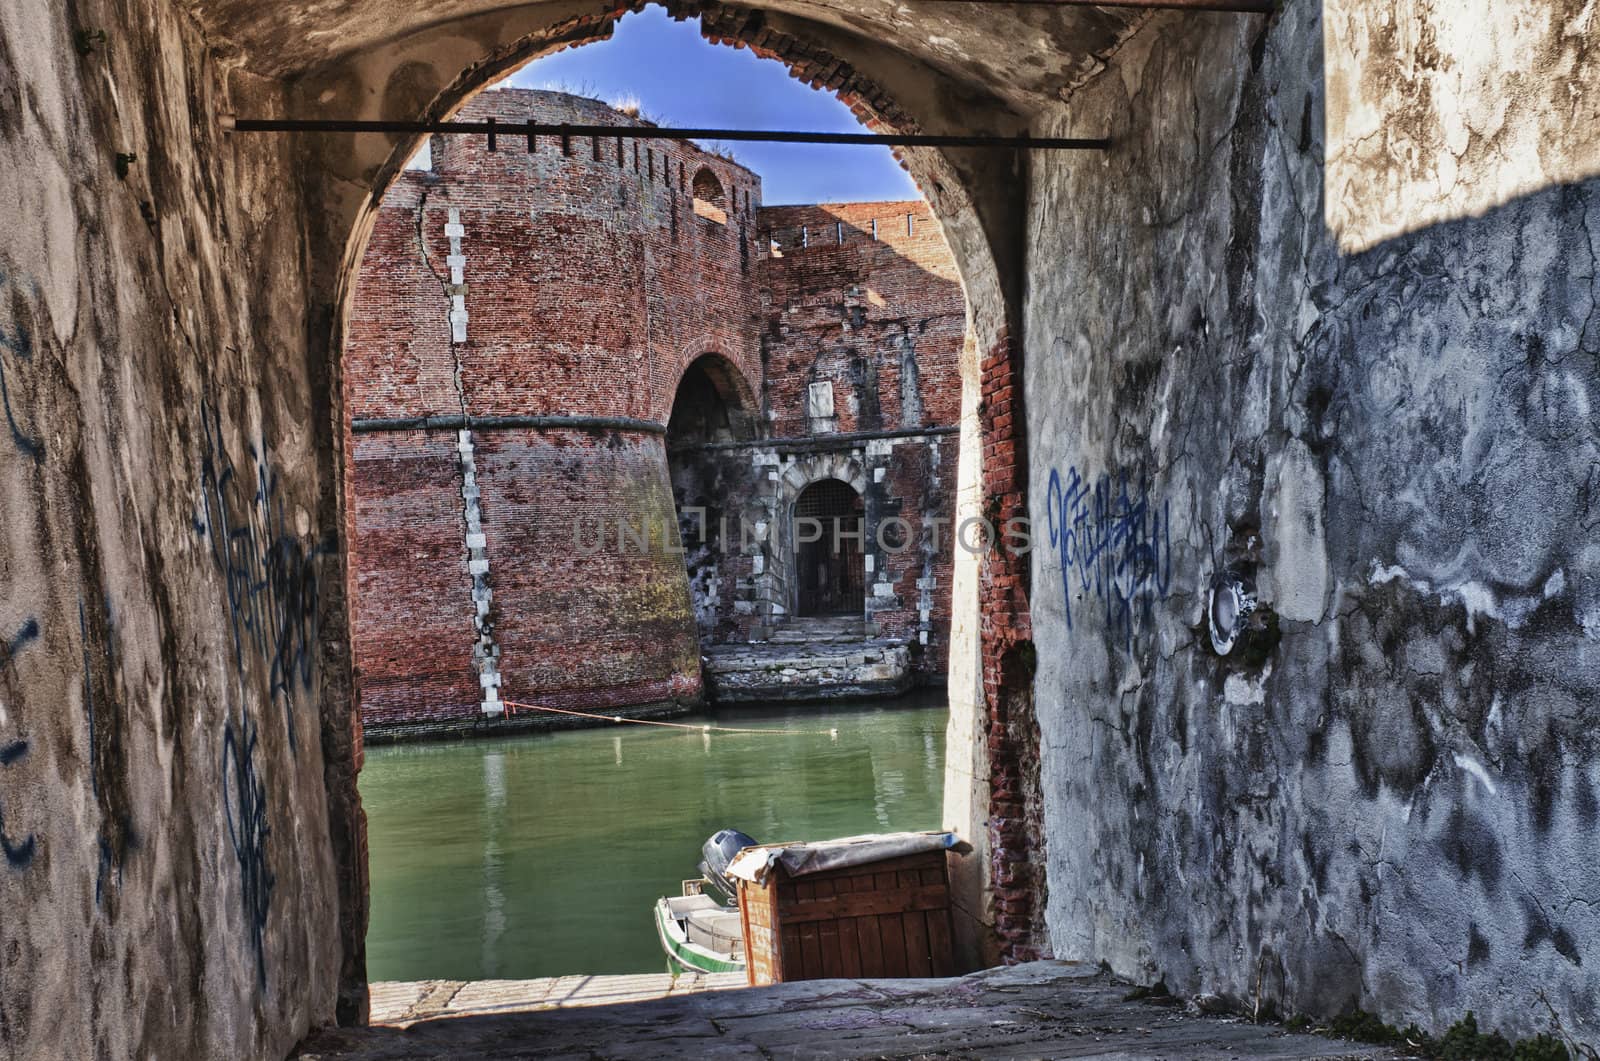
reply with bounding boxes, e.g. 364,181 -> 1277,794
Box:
345,90 -> 966,732
755,202 -> 965,674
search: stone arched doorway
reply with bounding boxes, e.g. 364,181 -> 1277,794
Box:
311,0 -> 1020,1022
792,478 -> 865,618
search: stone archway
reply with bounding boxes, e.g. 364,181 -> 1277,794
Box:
309,3 -> 1028,1011
792,477 -> 866,619
7,0 -> 1598,1051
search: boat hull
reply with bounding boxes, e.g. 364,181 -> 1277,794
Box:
653,897 -> 745,975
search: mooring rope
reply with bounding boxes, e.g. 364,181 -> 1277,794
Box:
501,699 -> 838,738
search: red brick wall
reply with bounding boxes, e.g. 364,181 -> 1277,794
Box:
348,431 -> 480,725
756,201 -> 965,675
345,89 -> 968,728
978,330 -> 1047,963
472,428 -> 701,712
346,90 -> 764,727
758,201 -> 964,437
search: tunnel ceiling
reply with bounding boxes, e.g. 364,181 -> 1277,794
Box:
189,0 -> 1145,112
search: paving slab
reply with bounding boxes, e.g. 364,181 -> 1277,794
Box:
295,961 -> 1400,1060
368,970 -> 745,1025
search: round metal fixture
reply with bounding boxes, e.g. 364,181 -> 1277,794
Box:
1208,575 -> 1258,656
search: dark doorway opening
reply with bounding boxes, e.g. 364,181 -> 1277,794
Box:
794,479 -> 865,617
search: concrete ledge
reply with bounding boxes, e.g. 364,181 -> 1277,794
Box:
368,972 -> 745,1026
703,641 -> 914,703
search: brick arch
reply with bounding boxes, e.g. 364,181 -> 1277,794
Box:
665,349 -> 762,441
329,1 -> 1009,364
321,0 -> 1027,1020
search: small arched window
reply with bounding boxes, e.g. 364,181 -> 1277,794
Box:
692,167 -> 728,225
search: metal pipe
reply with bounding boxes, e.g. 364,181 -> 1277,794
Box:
221,116 -> 1109,151
915,0 -> 1274,10
351,413 -> 666,435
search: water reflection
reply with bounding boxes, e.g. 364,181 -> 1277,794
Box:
481,750 -> 506,975
362,693 -> 947,982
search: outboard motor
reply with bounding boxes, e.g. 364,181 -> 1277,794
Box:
699,829 -> 757,900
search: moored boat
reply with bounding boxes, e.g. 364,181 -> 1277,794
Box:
653,829 -> 757,975
653,892 -> 745,975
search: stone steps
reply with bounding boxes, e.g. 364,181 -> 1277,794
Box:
765,617 -> 870,644
702,619 -> 911,703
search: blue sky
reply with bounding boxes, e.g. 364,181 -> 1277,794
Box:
493,6 -> 919,205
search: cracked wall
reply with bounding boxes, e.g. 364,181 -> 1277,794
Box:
0,0 -> 347,1055
1025,0 -> 1598,1046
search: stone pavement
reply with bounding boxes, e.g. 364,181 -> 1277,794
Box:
367,972 -> 747,1026
296,961 -> 1398,1060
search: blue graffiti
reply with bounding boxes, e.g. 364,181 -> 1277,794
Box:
1,615 -> 42,870
0,739 -> 36,869
1046,463 -> 1173,651
0,269 -> 43,461
4,617 -> 39,659
223,715 -> 274,986
194,401 -> 322,752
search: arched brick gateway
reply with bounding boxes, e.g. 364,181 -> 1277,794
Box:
319,7 -> 1036,1016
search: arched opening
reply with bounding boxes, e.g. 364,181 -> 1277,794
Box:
14,0 -> 1598,1048
792,478 -> 866,618
321,0 -> 1012,1017
666,353 -> 756,445
665,353 -> 759,636
691,166 -> 728,225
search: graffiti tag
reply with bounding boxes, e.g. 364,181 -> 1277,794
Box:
194,401 -> 322,752
0,739 -> 35,869
1046,463 -> 1172,650
223,715 -> 274,986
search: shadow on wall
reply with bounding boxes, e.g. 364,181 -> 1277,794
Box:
1025,0 -> 1600,1052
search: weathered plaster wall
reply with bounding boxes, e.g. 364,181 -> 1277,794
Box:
0,0 -> 347,1055
1026,0 -> 1598,1045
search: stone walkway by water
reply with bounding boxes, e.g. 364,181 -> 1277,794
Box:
366,972 -> 748,1025
296,961 -> 1397,1060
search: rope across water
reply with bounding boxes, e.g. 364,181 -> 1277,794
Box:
501,699 -> 838,738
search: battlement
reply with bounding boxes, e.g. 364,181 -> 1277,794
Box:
759,201 -> 951,268
414,89 -> 762,223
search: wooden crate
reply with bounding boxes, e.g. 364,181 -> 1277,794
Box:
738,849 -> 956,985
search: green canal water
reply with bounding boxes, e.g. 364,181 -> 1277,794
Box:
361,693 -> 948,982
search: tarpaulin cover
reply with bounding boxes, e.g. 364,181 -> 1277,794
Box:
727,830 -> 970,884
